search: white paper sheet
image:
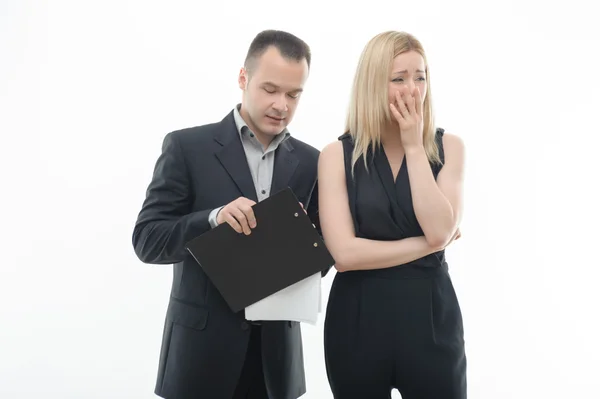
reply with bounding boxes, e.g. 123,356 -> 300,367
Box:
245,272 -> 322,325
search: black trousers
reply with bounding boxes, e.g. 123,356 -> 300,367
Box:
324,265 -> 467,399
232,324 -> 269,399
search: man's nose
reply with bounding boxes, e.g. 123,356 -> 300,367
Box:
273,94 -> 288,112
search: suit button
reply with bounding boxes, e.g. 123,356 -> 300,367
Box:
241,321 -> 249,331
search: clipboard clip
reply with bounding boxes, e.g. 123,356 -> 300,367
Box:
293,211 -> 318,246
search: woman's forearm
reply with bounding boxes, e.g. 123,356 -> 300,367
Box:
334,235 -> 441,272
405,146 -> 456,247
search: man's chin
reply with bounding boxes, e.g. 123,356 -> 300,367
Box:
259,123 -> 286,136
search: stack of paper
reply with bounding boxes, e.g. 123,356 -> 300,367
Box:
245,272 -> 323,325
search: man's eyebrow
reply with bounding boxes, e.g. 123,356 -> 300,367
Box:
263,81 -> 303,92
263,81 -> 280,88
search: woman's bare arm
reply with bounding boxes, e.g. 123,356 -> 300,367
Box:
404,133 -> 465,248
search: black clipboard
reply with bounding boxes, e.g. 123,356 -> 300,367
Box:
185,187 -> 334,313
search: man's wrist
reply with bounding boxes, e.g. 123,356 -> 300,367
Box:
208,206 -> 224,228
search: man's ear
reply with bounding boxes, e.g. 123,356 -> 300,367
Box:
238,67 -> 248,90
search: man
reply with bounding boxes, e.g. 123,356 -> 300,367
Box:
132,30 -> 324,399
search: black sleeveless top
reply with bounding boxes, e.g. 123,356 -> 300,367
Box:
339,128 -> 448,269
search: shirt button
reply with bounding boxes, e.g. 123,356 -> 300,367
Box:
261,190 -> 266,194
241,321 -> 249,330
262,155 -> 265,160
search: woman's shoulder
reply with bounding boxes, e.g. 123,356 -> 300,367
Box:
321,132 -> 352,153
321,139 -> 344,158
321,133 -> 355,167
433,127 -> 462,150
435,128 -> 465,170
438,129 -> 464,152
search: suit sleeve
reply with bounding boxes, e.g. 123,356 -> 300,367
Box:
132,132 -> 213,264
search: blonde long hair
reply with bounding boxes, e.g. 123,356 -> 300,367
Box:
345,31 -> 442,172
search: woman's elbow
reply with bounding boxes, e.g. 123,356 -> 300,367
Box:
322,232 -> 359,272
425,233 -> 452,251
333,262 -> 351,273
330,252 -> 354,273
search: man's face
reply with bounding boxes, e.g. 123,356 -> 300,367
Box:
238,46 -> 309,141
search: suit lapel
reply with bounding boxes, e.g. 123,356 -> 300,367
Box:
214,113 -> 258,202
270,139 -> 299,196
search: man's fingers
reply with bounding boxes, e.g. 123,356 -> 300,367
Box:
224,212 -> 243,234
299,202 -> 307,214
239,204 -> 256,228
229,207 -> 252,235
240,197 -> 257,207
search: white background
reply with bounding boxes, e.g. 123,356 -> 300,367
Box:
2,0 -> 599,398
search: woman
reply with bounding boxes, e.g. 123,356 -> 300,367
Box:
318,31 -> 467,399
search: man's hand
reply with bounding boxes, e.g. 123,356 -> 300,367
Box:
299,202 -> 307,214
216,197 -> 257,235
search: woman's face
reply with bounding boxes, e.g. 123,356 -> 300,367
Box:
388,50 -> 427,108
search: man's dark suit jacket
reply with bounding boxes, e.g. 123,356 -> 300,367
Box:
132,110 -> 324,399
